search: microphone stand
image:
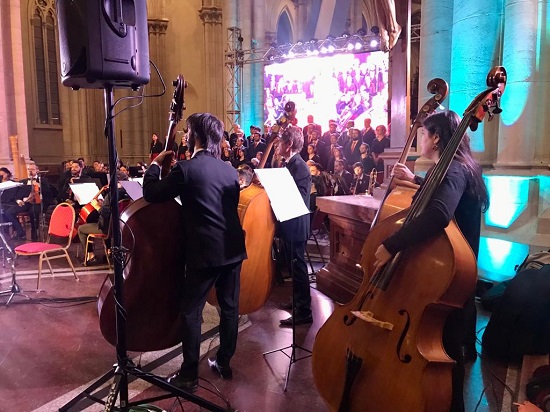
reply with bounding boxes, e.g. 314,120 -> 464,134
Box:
59,87 -> 227,412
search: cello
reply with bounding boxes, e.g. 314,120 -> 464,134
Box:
97,75 -> 187,352
207,102 -> 296,314
311,66 -> 506,411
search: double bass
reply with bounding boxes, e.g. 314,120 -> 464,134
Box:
207,102 -> 296,314
311,67 -> 506,411
97,76 -> 187,352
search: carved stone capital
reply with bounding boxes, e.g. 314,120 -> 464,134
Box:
148,18 -> 169,35
198,6 -> 222,25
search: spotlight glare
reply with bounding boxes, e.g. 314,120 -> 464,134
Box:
347,43 -> 354,51
320,46 -> 328,54
354,42 -> 362,50
370,39 -> 379,48
328,45 -> 335,53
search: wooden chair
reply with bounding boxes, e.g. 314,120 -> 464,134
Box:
14,202 -> 78,290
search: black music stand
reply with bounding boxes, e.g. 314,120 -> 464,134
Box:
254,168 -> 313,391
0,181 -> 29,306
58,86 -> 227,412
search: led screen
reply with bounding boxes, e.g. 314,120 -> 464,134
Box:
264,51 -> 389,131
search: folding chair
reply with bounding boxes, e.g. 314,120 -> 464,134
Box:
14,202 -> 78,290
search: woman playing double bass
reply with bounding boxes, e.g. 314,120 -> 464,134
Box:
374,111 -> 489,412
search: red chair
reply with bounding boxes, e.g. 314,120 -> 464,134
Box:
14,202 -> 78,290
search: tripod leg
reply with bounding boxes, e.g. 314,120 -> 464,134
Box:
58,368 -> 115,411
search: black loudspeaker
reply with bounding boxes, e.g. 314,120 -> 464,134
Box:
56,0 -> 150,90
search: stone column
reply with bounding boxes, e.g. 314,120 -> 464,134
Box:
199,0 -> 225,118
0,0 -> 30,168
449,0 -> 503,167
147,18 -> 169,140
496,0 -> 550,169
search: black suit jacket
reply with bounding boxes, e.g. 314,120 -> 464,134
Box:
344,139 -> 362,165
143,151 -> 247,271
278,154 -> 311,243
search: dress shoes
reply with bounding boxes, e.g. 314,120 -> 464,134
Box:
85,256 -> 100,266
166,372 -> 198,392
207,357 -> 233,380
279,313 -> 313,327
279,301 -> 293,311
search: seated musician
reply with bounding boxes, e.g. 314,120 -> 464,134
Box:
4,163 -> 54,241
77,171 -> 130,266
331,159 -> 352,196
236,164 -> 254,189
309,162 -> 328,210
58,159 -> 91,205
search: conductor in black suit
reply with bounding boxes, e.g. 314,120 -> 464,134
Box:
143,113 -> 247,391
277,125 -> 313,326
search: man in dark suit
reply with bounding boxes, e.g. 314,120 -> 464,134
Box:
143,113 -> 247,391
277,125 -> 313,326
343,128 -> 363,165
246,129 -> 267,161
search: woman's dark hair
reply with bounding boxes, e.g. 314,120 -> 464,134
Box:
186,113 -> 223,159
0,167 -> 12,180
423,111 -> 489,211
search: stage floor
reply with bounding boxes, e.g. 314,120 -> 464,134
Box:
0,234 -> 543,411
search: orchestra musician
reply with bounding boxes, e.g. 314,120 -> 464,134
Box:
373,111 -> 489,412
76,171 -> 130,266
4,163 -> 54,241
143,112 -> 247,391
276,125 -> 313,326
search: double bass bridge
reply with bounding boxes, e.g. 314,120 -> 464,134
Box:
350,310 -> 394,330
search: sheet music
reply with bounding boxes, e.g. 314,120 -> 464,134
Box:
254,168 -> 310,223
0,181 -> 22,191
119,180 -> 143,201
69,183 -> 101,205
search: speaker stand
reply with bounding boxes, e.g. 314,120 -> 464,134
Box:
58,85 -> 226,412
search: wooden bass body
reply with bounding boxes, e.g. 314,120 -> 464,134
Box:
312,208 -> 477,411
97,198 -> 185,352
208,183 -> 276,314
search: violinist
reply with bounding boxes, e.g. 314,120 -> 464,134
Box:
5,163 -> 54,241
373,111 -> 489,412
143,112 -> 246,391
236,164 -> 254,189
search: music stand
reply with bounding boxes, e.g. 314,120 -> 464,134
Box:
0,181 -> 29,306
254,168 -> 313,391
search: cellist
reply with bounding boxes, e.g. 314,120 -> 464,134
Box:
373,111 -> 489,412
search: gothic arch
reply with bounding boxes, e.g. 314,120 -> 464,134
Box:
266,1 -> 296,44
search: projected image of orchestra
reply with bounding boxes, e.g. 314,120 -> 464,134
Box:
264,51 -> 389,130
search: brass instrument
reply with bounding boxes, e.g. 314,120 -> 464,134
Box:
367,168 -> 377,196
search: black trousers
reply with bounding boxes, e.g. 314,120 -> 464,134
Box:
443,293 -> 477,412
282,239 -> 311,317
179,262 -> 241,379
5,203 -> 41,237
